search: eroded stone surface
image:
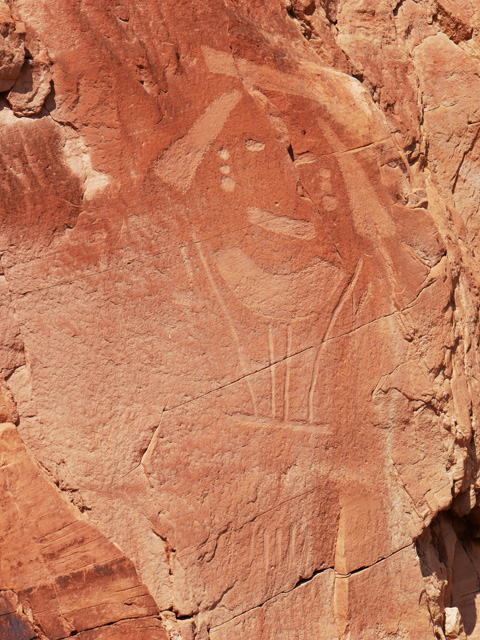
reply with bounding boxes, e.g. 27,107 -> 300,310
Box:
7,57 -> 51,116
0,1 -> 24,92
0,422 -> 166,638
1,0 -> 480,638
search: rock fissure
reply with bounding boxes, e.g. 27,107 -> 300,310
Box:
303,135 -> 394,160
181,485 -> 319,561
335,542 -> 415,579
452,125 -> 480,194
160,292 -> 432,417
209,565 -> 335,631
393,0 -> 407,17
57,615 -> 163,640
209,542 -> 416,633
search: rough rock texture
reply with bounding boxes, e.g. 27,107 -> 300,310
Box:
7,57 -> 51,116
0,1 -> 24,92
0,421 -> 167,639
2,0 -> 480,638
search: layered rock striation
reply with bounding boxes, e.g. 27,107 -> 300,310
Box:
1,0 -> 480,638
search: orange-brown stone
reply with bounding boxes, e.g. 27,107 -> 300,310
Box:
1,1 -> 480,638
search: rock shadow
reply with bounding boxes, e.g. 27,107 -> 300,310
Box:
417,503 -> 480,637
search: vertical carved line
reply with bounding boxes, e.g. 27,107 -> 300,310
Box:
285,324 -> 293,421
269,325 -> 276,418
308,258 -> 363,423
193,232 -> 258,415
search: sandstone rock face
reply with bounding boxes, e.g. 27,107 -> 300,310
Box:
0,423 -> 166,640
0,421 -> 167,639
7,57 -> 51,116
1,0 -> 480,638
0,1 -> 24,92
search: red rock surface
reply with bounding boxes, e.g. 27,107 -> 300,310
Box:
0,421 -> 166,639
1,0 -> 480,638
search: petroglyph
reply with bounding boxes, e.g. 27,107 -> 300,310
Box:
317,169 -> 339,211
203,47 -> 238,77
194,231 -> 258,414
319,168 -> 331,180
218,148 -> 230,161
294,151 -> 317,166
202,46 -> 379,129
214,247 -> 341,322
221,175 -> 236,192
245,139 -> 266,152
156,89 -> 242,192
197,49 -> 396,433
247,206 -> 316,240
232,413 -> 332,435
202,50 -> 393,239
308,258 -> 364,423
321,122 -> 396,241
269,325 -> 277,418
217,147 -> 236,191
285,325 -> 293,422
322,195 -> 338,211
202,45 -> 322,101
